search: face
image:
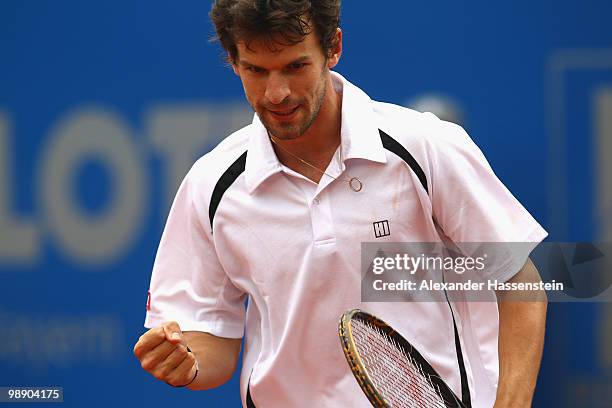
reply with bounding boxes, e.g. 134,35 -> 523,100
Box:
232,29 -> 341,140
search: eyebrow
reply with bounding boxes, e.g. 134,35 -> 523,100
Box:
239,55 -> 311,69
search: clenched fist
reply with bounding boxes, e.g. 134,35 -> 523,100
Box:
133,321 -> 199,387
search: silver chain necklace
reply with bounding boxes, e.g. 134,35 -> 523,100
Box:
268,134 -> 363,192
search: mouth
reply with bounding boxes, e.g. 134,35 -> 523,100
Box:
268,105 -> 299,119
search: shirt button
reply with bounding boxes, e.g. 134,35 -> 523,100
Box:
313,197 -> 320,205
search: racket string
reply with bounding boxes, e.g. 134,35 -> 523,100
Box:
352,319 -> 447,408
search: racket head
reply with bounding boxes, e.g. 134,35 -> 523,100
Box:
338,309 -> 465,408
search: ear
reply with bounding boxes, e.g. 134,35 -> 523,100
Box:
326,28 -> 343,69
231,62 -> 239,76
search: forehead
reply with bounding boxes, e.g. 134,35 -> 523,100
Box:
235,30 -> 322,64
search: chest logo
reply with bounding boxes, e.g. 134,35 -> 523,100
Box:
373,220 -> 391,238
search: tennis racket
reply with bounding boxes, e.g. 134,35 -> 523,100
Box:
339,309 -> 466,408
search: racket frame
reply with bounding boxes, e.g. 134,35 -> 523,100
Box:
338,308 -> 466,408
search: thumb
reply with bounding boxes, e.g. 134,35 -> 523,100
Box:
162,321 -> 184,345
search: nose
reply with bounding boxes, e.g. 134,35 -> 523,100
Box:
264,71 -> 291,105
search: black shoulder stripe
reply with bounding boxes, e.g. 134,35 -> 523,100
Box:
209,151 -> 247,232
379,129 -> 429,195
380,130 -> 470,403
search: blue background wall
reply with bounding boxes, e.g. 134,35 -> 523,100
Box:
1,1 -> 611,406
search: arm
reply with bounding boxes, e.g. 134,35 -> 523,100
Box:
133,321 -> 242,390
184,329 -> 242,390
493,257 -> 547,408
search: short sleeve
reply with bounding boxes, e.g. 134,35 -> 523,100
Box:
427,121 -> 548,281
144,166 -> 247,338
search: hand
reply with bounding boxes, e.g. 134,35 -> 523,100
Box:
133,321 -> 199,387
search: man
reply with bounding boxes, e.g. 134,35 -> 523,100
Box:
133,1 -> 548,407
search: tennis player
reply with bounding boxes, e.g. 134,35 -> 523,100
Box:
133,1 -> 548,407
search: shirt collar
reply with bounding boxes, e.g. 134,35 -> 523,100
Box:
244,71 -> 387,194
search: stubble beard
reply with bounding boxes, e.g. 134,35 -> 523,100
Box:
258,69 -> 328,141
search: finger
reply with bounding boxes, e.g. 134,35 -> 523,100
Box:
162,321 -> 184,345
167,344 -> 191,371
140,341 -> 177,373
155,345 -> 190,379
166,350 -> 197,387
133,326 -> 167,358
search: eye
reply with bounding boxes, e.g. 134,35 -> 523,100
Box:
245,66 -> 264,74
288,62 -> 306,70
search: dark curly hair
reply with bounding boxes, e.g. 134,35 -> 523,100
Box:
210,0 -> 341,63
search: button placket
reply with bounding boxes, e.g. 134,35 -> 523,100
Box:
310,192 -> 335,244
